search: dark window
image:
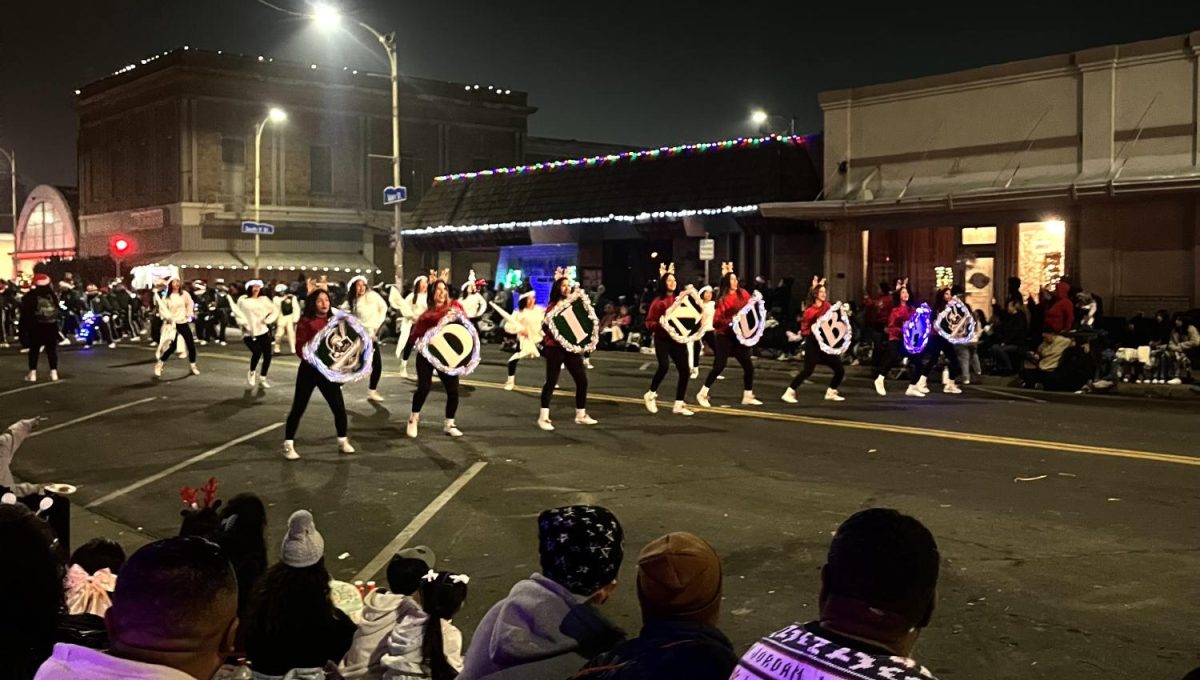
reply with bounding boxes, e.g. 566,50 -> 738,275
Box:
310,145 -> 332,193
471,156 -> 492,172
401,156 -> 424,204
221,138 -> 244,165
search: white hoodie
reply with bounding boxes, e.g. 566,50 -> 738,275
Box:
0,417 -> 37,487
343,278 -> 389,338
157,288 -> 194,324
235,295 -> 279,338
33,643 -> 194,680
379,609 -> 463,680
339,591 -> 418,679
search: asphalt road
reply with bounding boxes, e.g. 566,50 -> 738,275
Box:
3,337 -> 1198,679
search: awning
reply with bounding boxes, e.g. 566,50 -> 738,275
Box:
150,251 -> 382,275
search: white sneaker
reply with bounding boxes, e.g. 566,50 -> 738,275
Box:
24,370 -> 36,382
672,400 -> 694,416
503,377 -> 515,391
271,344 -> 280,353
366,389 -> 384,402
406,414 -> 420,438
400,360 -> 410,380
247,370 -> 257,388
154,361 -> 164,377
537,408 -> 555,431
781,387 -> 798,403
219,340 -> 227,346
107,342 -> 117,349
584,359 -> 594,369
689,367 -> 699,379
444,419 -> 464,437
198,340 -> 208,346
1168,377 -> 1183,385
259,376 -> 272,389
962,378 -> 971,385
916,376 -> 930,394
741,391 -> 763,406
905,385 -> 927,398
696,387 -> 711,408
942,368 -> 951,385
824,388 -> 845,402
574,409 -> 598,425
337,437 -> 355,454
944,382 -> 962,394
643,391 -> 658,414
874,375 -> 886,396
716,374 -> 726,380
190,363 -> 200,376
50,370 -> 59,382
58,338 -> 71,346
282,440 -> 300,460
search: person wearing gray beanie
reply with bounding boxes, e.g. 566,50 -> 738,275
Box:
243,509 -> 356,676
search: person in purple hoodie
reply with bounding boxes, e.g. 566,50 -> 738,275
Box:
731,508 -> 941,680
457,505 -> 626,680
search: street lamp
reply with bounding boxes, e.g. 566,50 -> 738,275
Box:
312,4 -> 404,287
750,109 -> 795,135
254,107 -> 287,277
0,148 -> 14,276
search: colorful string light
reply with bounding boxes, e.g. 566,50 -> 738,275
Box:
405,205 -> 759,237
434,134 -> 808,183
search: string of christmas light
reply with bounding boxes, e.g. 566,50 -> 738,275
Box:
405,204 -> 760,237
434,134 -> 808,183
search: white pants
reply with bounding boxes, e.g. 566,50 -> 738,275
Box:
395,320 -> 413,359
275,320 -> 297,354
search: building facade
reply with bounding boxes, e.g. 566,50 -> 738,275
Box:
764,31 -> 1200,315
76,48 -> 536,281
12,185 -> 79,279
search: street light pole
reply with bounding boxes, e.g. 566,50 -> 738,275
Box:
0,148 -> 15,277
357,22 -> 403,287
253,108 -> 286,278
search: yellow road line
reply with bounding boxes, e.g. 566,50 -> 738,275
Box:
123,346 -> 1200,468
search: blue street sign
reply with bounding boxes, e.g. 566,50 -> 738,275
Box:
383,185 -> 408,205
241,221 -> 275,235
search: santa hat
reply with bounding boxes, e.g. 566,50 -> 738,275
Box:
33,273 -> 51,287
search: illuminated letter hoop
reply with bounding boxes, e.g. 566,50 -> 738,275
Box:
417,307 -> 481,377
813,303 -> 853,356
545,289 -> 600,354
935,298 -> 977,345
903,304 -> 932,354
731,293 -> 767,347
302,311 -> 375,384
663,287 -> 706,344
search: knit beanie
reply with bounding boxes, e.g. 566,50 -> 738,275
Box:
538,505 -> 624,597
637,532 -> 722,627
281,510 -> 325,568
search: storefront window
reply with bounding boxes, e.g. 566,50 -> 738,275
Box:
1017,220 -> 1067,300
961,226 -> 997,245
19,200 -> 74,253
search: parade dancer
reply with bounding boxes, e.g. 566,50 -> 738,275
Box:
19,274 -> 61,382
212,279 -> 232,345
538,272 -> 598,431
154,277 -> 200,378
688,285 -> 715,379
390,275 -> 429,378
459,271 -> 487,324
696,266 -> 762,407
872,282 -> 926,398
82,284 -> 116,349
405,274 -> 465,438
193,280 -> 214,346
233,280 -> 279,389
643,264 -> 694,416
343,275 -> 389,402
273,284 -> 300,354
491,290 -> 543,391
919,287 -> 963,395
283,289 -> 354,460
783,277 -> 846,403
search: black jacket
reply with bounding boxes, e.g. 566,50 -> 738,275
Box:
572,621 -> 737,680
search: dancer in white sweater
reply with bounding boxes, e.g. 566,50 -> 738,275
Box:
491,291 -> 543,391
233,280 -> 279,388
343,275 -> 390,401
272,284 -> 301,354
153,277 -> 200,378
389,275 -> 429,378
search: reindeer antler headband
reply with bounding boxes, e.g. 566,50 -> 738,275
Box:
720,262 -> 734,276
658,262 -> 675,277
811,275 -> 827,289
427,269 -> 451,284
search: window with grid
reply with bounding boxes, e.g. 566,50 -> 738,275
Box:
310,145 -> 332,193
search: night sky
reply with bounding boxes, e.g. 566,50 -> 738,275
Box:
3,0 -> 1200,191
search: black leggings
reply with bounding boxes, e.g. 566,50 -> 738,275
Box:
703,333 -> 753,390
691,331 -> 715,367
412,354 -> 459,418
508,358 -> 519,377
27,325 -> 59,371
541,345 -> 587,409
790,336 -> 845,389
401,343 -> 415,361
369,345 -> 383,390
244,333 -> 273,376
160,322 -> 197,362
650,337 -> 690,401
923,336 -> 961,380
285,362 -> 347,439
874,339 -> 923,385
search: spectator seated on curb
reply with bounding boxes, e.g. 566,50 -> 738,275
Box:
458,505 -> 626,680
35,535 -> 239,680
243,510 -> 356,678
573,531 -> 737,680
732,508 -> 941,680
339,546 -> 437,679
1020,331 -> 1073,390
58,539 -> 128,651
377,570 -> 469,680
2,503 -> 64,680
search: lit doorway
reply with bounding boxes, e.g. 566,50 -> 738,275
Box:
1017,220 -> 1067,300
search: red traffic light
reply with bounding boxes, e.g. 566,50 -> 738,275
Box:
110,235 -> 134,257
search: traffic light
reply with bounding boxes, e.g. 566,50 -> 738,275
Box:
109,234 -> 133,258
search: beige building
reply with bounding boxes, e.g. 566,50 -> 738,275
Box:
764,30 -> 1200,315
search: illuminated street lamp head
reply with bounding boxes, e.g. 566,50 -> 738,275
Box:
268,107 -> 288,123
312,2 -> 341,29
751,109 -> 769,125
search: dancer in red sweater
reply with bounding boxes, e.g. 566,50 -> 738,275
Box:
696,265 -> 762,407
871,283 -> 926,397
283,289 -> 353,460
643,264 -> 694,416
404,274 -> 465,439
783,279 -> 846,402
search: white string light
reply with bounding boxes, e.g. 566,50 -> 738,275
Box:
406,205 -> 759,237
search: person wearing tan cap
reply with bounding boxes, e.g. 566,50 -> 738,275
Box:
572,532 -> 736,680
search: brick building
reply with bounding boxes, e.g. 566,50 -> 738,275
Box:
76,47 -> 549,281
